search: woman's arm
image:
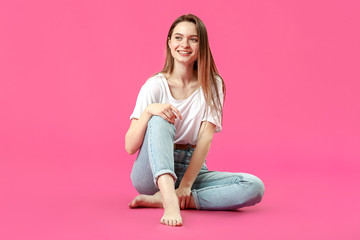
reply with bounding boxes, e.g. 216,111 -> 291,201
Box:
176,121 -> 216,209
125,109 -> 152,155
125,103 -> 182,155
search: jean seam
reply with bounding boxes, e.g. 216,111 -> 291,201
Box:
148,121 -> 156,187
194,182 -> 239,193
148,118 -> 177,188
194,175 -> 242,184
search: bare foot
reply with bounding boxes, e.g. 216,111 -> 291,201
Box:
129,191 -> 163,208
130,174 -> 183,227
160,194 -> 182,227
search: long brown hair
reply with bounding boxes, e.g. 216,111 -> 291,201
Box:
161,14 -> 226,128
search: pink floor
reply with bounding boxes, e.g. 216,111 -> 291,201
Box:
2,145 -> 360,240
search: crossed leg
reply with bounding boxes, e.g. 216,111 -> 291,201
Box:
129,174 -> 197,210
130,171 -> 265,212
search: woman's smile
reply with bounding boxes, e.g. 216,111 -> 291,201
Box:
177,50 -> 192,56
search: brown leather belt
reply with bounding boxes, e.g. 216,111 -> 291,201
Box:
174,144 -> 196,150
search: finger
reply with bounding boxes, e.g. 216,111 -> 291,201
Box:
160,113 -> 169,122
167,109 -> 177,120
165,108 -> 177,118
160,113 -> 174,124
180,197 -> 185,210
163,110 -> 171,119
185,196 -> 190,209
170,106 -> 182,120
165,109 -> 176,123
163,110 -> 176,124
178,197 -> 182,209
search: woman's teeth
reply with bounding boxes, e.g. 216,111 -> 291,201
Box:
178,51 -> 191,54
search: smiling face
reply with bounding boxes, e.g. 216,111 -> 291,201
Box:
168,21 -> 199,66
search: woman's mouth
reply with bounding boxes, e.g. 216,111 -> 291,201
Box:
177,50 -> 192,56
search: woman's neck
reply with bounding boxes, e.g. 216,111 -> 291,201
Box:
168,62 -> 197,86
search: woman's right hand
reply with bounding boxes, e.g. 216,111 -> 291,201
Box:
146,103 -> 182,124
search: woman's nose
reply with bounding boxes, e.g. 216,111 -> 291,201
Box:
181,40 -> 190,48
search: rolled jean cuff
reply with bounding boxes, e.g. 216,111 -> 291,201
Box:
191,189 -> 201,210
154,170 -> 178,189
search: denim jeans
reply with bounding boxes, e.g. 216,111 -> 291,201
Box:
130,116 -> 265,210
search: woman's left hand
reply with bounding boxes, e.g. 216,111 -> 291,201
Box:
175,186 -> 192,209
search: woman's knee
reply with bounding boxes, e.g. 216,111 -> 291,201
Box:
241,173 -> 265,201
147,116 -> 176,141
148,115 -> 175,131
131,173 -> 158,195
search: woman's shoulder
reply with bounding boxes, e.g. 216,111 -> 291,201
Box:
214,74 -> 223,84
213,74 -> 224,92
142,72 -> 165,89
137,72 -> 167,100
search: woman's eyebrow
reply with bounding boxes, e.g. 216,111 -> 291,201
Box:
174,33 -> 198,37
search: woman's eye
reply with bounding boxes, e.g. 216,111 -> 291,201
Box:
175,36 -> 182,40
191,38 -> 198,42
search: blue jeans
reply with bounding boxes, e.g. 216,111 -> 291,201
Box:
130,116 -> 265,210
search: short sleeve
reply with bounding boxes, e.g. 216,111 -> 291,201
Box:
130,77 -> 161,120
201,76 -> 224,133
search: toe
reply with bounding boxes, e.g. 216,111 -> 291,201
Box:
177,219 -> 182,226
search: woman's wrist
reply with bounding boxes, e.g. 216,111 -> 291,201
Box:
179,181 -> 192,189
142,106 -> 153,120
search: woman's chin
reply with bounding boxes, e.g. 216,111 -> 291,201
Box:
174,58 -> 196,66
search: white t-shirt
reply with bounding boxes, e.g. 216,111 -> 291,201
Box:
130,72 -> 224,145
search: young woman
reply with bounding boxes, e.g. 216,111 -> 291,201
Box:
125,14 -> 265,227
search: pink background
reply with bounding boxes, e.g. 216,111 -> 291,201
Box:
1,0 -> 359,239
